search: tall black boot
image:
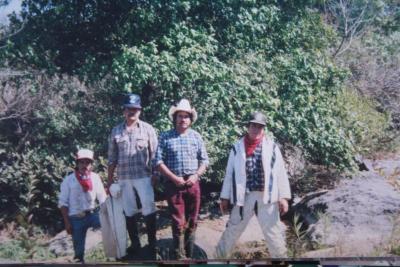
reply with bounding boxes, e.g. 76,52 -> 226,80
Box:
144,213 -> 158,260
185,230 -> 196,259
125,215 -> 141,255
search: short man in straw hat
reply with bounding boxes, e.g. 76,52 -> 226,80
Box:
154,99 -> 209,259
107,93 -> 159,258
216,111 -> 291,258
59,148 -> 107,263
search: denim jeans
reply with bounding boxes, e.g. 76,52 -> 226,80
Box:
69,212 -> 101,261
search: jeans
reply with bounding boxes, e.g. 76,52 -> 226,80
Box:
69,211 -> 101,261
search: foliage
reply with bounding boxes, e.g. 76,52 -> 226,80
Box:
112,2 -> 356,173
0,224 -> 55,261
336,89 -> 392,155
0,71 -> 117,229
0,148 -> 70,229
0,0 -> 399,230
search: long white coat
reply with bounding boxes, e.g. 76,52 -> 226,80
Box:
99,194 -> 127,259
220,136 -> 291,205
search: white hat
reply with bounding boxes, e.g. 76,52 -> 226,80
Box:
168,99 -> 198,122
76,149 -> 94,161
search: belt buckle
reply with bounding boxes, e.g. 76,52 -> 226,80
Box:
73,212 -> 86,218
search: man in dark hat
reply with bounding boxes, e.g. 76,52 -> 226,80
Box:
216,111 -> 291,258
107,93 -> 158,259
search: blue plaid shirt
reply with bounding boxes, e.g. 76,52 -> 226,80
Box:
246,142 -> 265,191
154,129 -> 209,177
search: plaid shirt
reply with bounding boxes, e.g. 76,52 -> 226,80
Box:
108,120 -> 158,180
154,129 -> 209,177
246,142 -> 265,191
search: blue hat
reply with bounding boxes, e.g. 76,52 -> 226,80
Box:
123,94 -> 142,109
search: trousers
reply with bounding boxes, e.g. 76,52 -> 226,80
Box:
216,191 -> 287,258
165,180 -> 200,235
69,211 -> 101,261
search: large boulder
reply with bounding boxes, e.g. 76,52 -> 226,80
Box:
291,160 -> 400,257
282,143 -> 306,180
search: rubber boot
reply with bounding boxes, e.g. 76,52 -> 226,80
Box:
185,230 -> 196,259
144,213 -> 159,260
125,215 -> 141,255
173,232 -> 186,260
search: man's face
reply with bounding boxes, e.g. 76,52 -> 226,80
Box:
77,159 -> 93,173
175,111 -> 191,132
124,107 -> 141,123
247,122 -> 265,140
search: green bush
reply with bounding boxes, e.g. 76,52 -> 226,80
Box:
0,149 -> 70,230
336,89 -> 392,155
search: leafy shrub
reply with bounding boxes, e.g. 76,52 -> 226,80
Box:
336,88 -> 392,155
0,149 -> 70,230
0,224 -> 55,261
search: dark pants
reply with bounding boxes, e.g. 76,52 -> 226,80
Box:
69,212 -> 100,262
165,180 -> 201,236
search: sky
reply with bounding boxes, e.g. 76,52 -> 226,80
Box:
0,0 -> 22,25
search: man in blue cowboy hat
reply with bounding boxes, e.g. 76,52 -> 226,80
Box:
107,93 -> 158,259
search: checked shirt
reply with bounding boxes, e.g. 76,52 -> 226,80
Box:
154,128 -> 209,177
108,120 -> 158,180
245,142 -> 265,191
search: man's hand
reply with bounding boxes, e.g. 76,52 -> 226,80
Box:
220,198 -> 230,215
278,198 -> 289,215
173,176 -> 186,187
65,221 -> 72,235
185,174 -> 199,187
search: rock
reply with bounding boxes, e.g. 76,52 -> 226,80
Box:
282,143 -> 306,179
354,154 -> 373,171
291,163 -> 400,256
48,228 -> 102,257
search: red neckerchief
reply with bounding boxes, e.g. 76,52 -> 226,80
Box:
75,170 -> 93,192
244,134 -> 264,157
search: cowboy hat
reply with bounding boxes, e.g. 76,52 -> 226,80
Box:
168,99 -> 198,122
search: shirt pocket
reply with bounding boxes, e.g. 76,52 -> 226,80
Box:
115,135 -> 129,152
136,138 -> 148,151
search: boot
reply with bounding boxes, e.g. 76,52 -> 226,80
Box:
184,230 -> 195,259
173,232 -> 186,260
125,215 -> 141,255
144,213 -> 159,260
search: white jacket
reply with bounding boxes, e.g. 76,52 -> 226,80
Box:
220,136 -> 291,206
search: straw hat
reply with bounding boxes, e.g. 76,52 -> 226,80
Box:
168,99 -> 198,122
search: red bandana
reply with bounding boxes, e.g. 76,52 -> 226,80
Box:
75,170 -> 93,192
244,134 -> 264,157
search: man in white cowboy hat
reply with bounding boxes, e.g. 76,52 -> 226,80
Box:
216,111 -> 291,258
59,148 -> 107,263
154,99 -> 209,259
107,93 -> 159,259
